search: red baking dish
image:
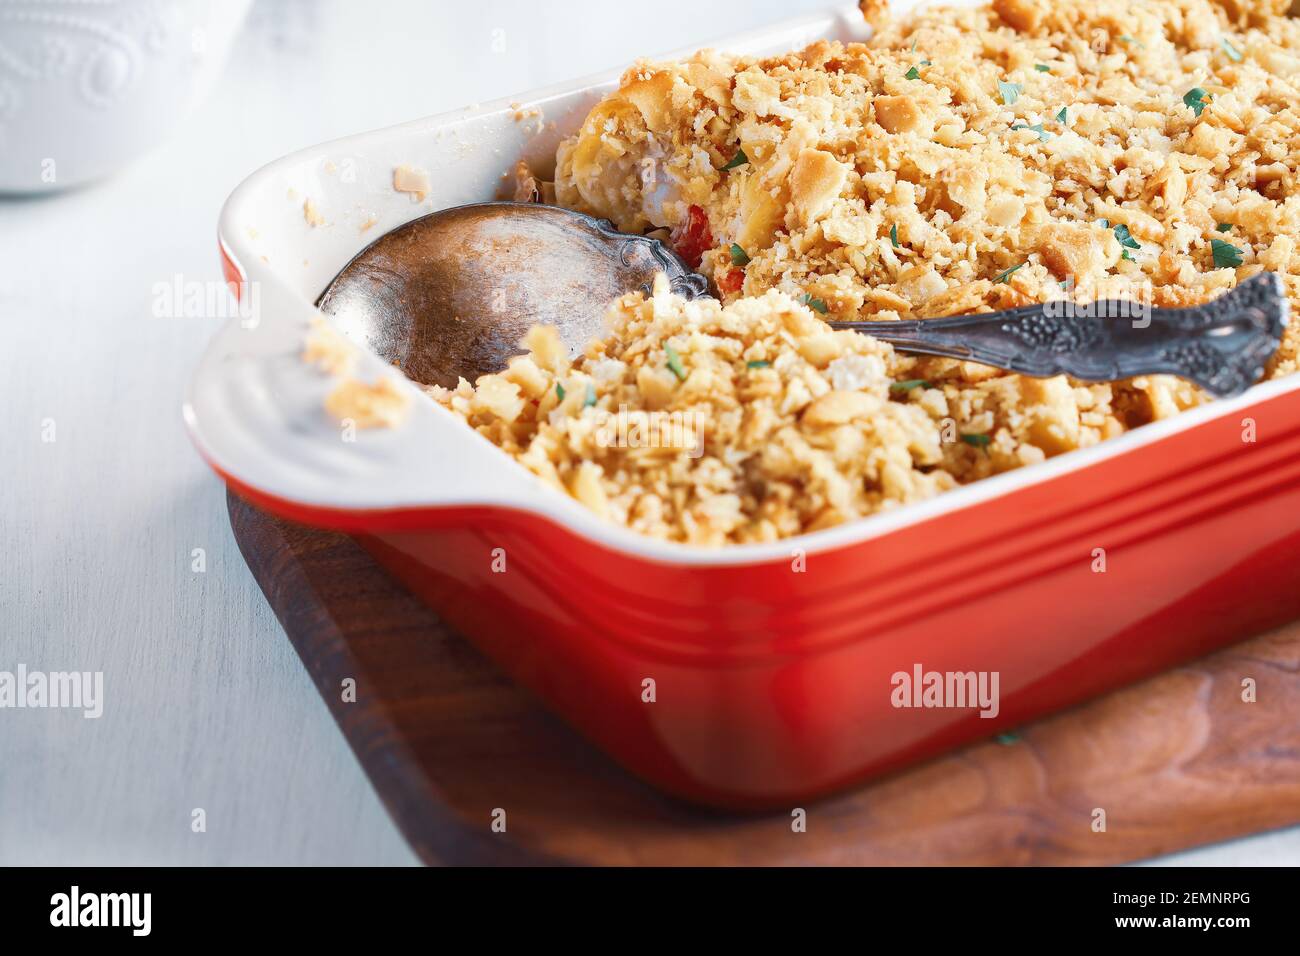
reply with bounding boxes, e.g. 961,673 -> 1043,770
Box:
189,5 -> 1300,808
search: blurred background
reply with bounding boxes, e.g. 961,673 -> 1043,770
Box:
1,0 -> 1297,865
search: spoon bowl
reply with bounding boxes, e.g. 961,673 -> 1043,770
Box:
317,202 -> 706,387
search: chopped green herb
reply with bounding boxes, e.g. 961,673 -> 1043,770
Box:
1098,218 -> 1110,229
722,148 -> 749,170
920,59 -> 932,66
910,37 -> 918,53
1118,35 -> 1136,43
1113,223 -> 1141,251
1183,87 -> 1211,117
728,243 -> 750,266
993,262 -> 1026,284
998,80 -> 1023,106
555,383 -> 566,401
1034,64 -> 1052,73
1056,106 -> 1068,124
1012,122 -> 1051,142
904,65 -> 922,81
665,343 -> 687,381
1122,249 -> 1135,262
889,224 -> 900,248
800,293 -> 829,314
962,433 -> 992,449
583,383 -> 597,408
1211,237 -> 1245,269
746,360 -> 772,369
1222,38 -> 1243,62
995,731 -> 1021,745
1216,222 -> 1233,233
890,379 -> 931,393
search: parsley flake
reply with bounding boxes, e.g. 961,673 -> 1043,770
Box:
1222,38 -> 1243,62
998,80 -> 1023,106
722,148 -> 749,170
1183,87 -> 1211,117
905,66 -> 922,81
1211,238 -> 1244,269
800,293 -> 829,314
995,731 -> 1021,745
962,433 -> 992,449
583,383 -> 597,408
993,262 -> 1026,284
1216,222 -> 1233,233
1034,64 -> 1052,73
1113,223 -> 1141,251
746,360 -> 771,369
1012,122 -> 1051,142
665,344 -> 687,381
889,224 -> 900,248
1056,106 -> 1068,124
728,243 -> 750,266
555,383 -> 566,401
891,379 -> 931,393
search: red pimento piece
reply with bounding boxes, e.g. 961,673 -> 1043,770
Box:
671,204 -> 713,270
718,268 -> 745,295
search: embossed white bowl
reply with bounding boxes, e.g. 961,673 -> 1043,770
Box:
0,0 -> 251,193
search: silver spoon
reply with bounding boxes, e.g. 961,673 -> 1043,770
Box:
317,202 -> 1287,397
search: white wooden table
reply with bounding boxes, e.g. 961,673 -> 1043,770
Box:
1,0 -> 1296,866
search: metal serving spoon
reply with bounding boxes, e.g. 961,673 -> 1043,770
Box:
318,202 -> 1287,397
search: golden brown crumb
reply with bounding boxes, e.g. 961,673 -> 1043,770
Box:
324,377 -> 411,429
872,94 -> 923,133
510,160 -> 547,203
305,320 -> 411,429
303,198 -> 325,228
393,164 -> 431,203
303,319 -> 356,377
858,0 -> 893,30
991,0 -> 1045,33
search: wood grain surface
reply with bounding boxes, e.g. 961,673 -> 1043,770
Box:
228,490 -> 1300,866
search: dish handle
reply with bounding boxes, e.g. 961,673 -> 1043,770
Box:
184,243 -> 547,531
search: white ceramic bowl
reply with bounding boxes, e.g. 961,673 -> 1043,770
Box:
0,0 -> 251,193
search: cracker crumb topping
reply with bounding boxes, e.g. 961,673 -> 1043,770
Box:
393,164 -> 432,203
433,275 -> 1156,545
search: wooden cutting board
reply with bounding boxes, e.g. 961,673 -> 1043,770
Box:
228,491 -> 1300,865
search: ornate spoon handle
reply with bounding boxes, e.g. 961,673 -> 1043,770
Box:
827,272 -> 1289,398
